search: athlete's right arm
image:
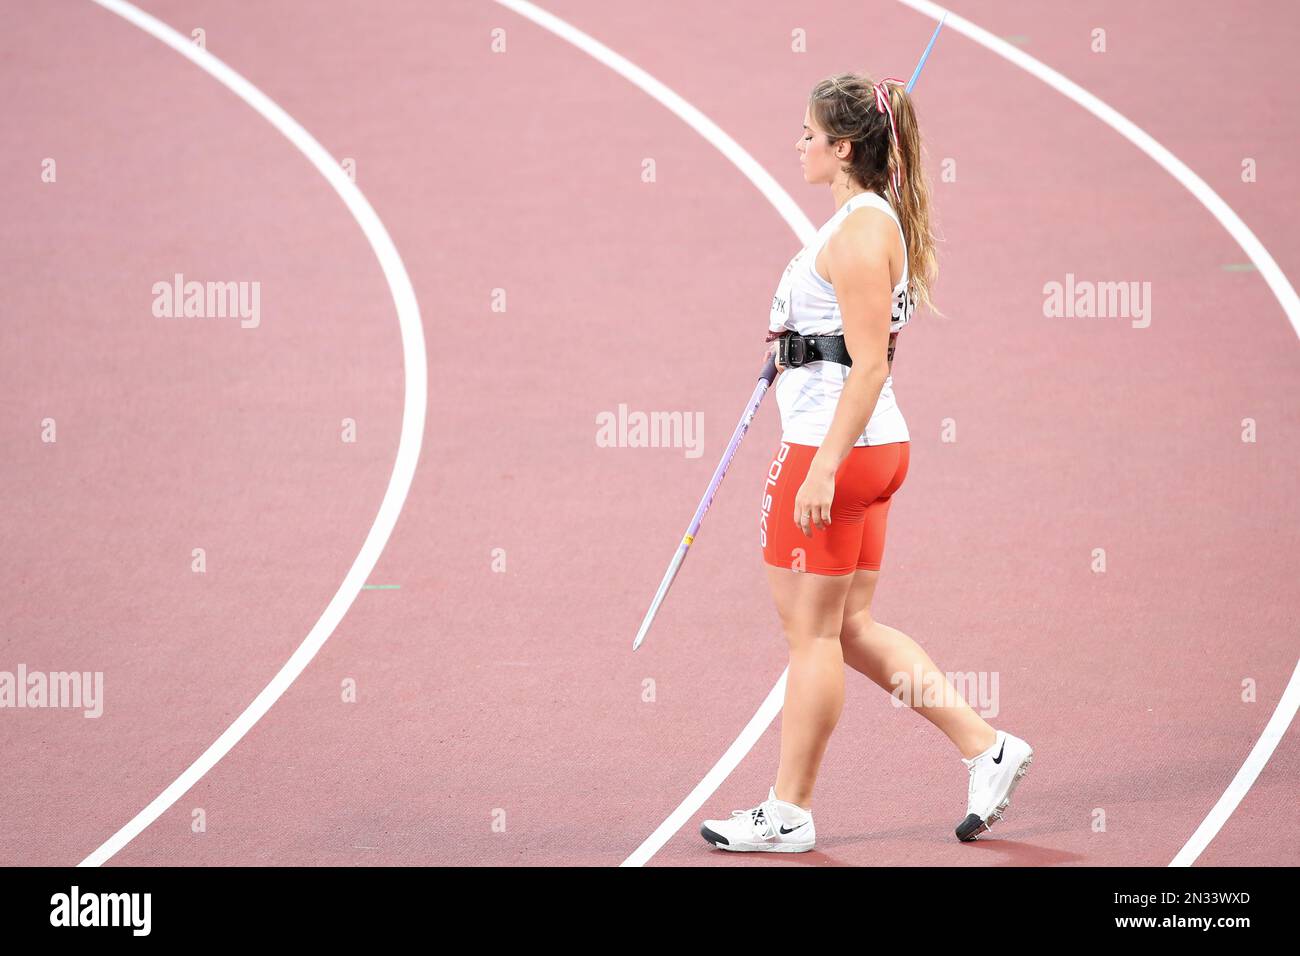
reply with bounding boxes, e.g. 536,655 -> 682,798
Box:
809,212 -> 895,475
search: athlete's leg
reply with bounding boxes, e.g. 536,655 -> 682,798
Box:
765,564 -> 855,809
839,570 -> 996,759
759,441 -> 896,809
839,442 -> 996,759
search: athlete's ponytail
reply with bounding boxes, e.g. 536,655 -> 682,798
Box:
808,72 -> 941,315
882,83 -> 938,315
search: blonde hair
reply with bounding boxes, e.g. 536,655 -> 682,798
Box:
808,72 -> 940,315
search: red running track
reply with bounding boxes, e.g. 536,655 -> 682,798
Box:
1,0 -> 1296,866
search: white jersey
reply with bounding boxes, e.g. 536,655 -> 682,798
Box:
767,189 -> 914,446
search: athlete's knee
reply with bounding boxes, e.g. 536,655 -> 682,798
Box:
840,608 -> 876,642
782,624 -> 844,649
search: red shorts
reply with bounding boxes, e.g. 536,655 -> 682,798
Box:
759,440 -> 909,575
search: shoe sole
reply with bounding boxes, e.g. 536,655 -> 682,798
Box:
956,751 -> 1033,842
700,823 -> 814,853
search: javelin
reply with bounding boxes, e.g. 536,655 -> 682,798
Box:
631,14 -> 947,652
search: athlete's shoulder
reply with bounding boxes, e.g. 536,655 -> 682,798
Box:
825,205 -> 895,266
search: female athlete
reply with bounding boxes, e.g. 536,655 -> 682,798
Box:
700,72 -> 1034,853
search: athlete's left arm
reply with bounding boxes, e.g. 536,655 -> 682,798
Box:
811,212 -> 895,478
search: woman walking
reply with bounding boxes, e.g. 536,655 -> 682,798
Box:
700,72 -> 1032,853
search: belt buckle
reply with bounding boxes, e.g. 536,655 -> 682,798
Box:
780,334 -> 808,368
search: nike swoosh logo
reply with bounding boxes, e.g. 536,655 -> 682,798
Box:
780,821 -> 808,834
992,740 -> 1006,764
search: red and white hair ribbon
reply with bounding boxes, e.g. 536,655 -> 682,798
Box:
872,77 -> 905,203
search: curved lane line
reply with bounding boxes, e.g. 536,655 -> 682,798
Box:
1170,659 -> 1300,866
895,0 -> 1300,339
894,0 -> 1300,870
492,0 -> 818,244
79,0 -> 427,867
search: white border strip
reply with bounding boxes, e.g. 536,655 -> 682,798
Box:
895,0 -> 1300,869
895,0 -> 1300,340
79,0 -> 427,867
1169,659 -> 1300,866
490,0 -> 812,869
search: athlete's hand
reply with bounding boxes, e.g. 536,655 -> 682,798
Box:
766,340 -> 785,375
793,464 -> 835,536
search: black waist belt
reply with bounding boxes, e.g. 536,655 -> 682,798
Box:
776,331 -> 898,369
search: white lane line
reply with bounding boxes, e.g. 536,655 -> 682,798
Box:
491,0 -> 817,244
893,0 -> 1300,869
489,0 -> 814,869
895,0 -> 1300,341
79,0 -> 427,867
621,672 -> 789,868
1170,659 -> 1300,866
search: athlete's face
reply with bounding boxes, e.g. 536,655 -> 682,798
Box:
796,106 -> 845,184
